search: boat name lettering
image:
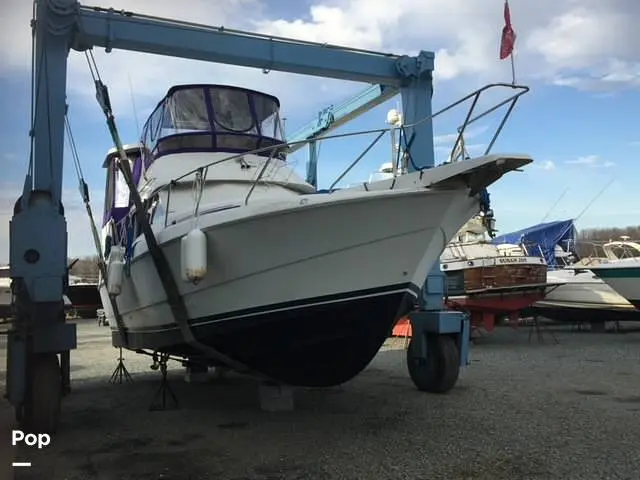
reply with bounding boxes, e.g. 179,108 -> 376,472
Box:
497,257 -> 529,264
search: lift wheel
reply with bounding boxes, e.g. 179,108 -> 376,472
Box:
19,353 -> 62,434
407,335 -> 460,393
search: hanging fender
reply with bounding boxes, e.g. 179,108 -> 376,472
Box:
181,228 -> 208,284
106,246 -> 126,296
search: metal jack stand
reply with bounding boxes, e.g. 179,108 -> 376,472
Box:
109,348 -> 133,384
528,316 -> 559,345
149,353 -> 178,411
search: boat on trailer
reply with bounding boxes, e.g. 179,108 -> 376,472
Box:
98,84 -> 531,387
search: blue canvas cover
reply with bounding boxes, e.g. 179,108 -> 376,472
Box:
491,219 -> 576,267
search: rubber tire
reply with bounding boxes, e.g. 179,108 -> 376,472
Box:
407,335 -> 460,394
24,354 -> 62,434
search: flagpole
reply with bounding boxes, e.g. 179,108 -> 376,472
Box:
510,52 -> 516,85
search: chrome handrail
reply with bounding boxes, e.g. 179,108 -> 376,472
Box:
125,82 -> 530,230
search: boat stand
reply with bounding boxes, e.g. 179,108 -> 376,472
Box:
109,347 -> 133,384
149,353 -> 178,411
528,316 -> 559,344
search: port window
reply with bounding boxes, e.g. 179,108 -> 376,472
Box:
149,195 -> 165,228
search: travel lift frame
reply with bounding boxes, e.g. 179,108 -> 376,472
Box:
5,0 -> 470,433
286,84 -> 398,187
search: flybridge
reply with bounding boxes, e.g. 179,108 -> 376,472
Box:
139,84 -> 287,164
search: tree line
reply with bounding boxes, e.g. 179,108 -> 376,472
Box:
68,256 -> 100,280
575,226 -> 640,258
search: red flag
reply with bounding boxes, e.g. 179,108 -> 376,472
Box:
499,0 -> 516,60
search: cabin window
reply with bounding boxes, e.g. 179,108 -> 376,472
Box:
114,168 -> 130,208
165,89 -> 210,135
103,163 -> 114,223
609,245 -> 639,259
139,86 -> 286,162
210,88 -> 255,133
150,196 -> 165,228
253,95 -> 282,139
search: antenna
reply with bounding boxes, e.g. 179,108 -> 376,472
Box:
127,74 -> 146,181
127,74 -> 141,140
540,187 -> 570,223
575,176 -> 615,221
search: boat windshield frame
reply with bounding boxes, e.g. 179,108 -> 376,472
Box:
102,147 -> 145,227
140,84 -> 287,165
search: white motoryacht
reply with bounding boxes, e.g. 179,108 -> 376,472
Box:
98,84 -> 531,387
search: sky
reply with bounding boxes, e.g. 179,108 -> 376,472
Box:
1,0 -> 640,262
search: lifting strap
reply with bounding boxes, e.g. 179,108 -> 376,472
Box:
64,114 -> 129,346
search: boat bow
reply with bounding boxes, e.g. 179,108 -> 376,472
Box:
423,154 -> 531,194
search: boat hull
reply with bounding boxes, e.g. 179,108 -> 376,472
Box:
527,268 -> 639,322
103,186 -> 480,386
589,264 -> 640,310
66,284 -> 102,318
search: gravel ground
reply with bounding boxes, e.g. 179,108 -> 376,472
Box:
1,320 -> 640,480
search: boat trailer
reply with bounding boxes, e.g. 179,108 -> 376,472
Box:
6,0 -> 471,432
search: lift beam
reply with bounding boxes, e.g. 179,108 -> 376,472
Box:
7,0 -> 466,432
286,84 -> 398,187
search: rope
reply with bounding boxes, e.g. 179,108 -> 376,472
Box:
64,111 -> 129,346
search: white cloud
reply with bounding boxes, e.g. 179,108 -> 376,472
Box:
434,125 -> 489,146
535,160 -> 556,171
595,160 -> 616,169
525,1 -> 640,90
566,155 -> 599,165
565,155 -> 614,168
0,0 -> 362,124
256,0 -> 640,91
2,0 -> 639,107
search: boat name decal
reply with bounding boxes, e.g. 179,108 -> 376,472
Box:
497,257 -> 530,264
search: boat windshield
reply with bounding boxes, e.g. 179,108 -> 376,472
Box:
141,85 -> 286,165
605,244 -> 640,260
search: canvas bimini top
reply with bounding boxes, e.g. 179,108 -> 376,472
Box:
492,219 -> 577,267
139,84 -> 287,167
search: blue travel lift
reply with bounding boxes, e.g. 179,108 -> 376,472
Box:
5,0 -> 470,433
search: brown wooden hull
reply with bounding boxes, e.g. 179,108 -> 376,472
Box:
445,262 -> 547,296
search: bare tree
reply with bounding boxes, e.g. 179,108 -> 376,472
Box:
68,256 -> 100,281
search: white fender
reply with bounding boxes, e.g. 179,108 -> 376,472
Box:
106,246 -> 126,296
181,228 -> 207,284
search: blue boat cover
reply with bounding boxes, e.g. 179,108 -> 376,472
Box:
491,219 -> 576,267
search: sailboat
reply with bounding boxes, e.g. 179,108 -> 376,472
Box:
98,84 -> 531,387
